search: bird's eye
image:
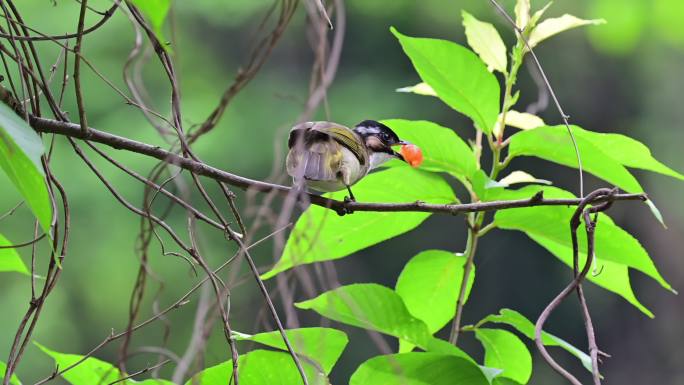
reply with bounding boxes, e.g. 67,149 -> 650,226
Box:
380,132 -> 389,141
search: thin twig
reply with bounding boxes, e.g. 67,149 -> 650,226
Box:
535,188 -> 614,385
105,359 -> 171,385
73,0 -> 89,136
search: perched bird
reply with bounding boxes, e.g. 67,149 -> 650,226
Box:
286,120 -> 409,201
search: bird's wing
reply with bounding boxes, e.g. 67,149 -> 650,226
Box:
286,139 -> 342,182
309,122 -> 367,166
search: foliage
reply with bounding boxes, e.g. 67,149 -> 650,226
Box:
264,2 -> 681,384
0,103 -> 52,233
1,1 -> 681,385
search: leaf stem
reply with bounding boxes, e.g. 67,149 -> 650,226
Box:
449,216 -> 479,345
450,27 -> 529,347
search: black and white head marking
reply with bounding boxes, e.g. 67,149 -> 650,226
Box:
353,120 -> 402,153
353,120 -> 407,169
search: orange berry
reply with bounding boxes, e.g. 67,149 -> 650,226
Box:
401,144 -> 423,167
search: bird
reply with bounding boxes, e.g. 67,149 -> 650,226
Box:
285,119 -> 409,202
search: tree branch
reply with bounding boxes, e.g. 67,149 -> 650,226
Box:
29,116 -> 647,215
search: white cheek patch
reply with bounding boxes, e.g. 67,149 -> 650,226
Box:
369,152 -> 395,169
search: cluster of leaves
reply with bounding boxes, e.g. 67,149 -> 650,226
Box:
1,2 -> 682,385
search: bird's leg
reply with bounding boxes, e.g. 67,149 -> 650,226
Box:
345,185 -> 356,202
338,185 -> 355,216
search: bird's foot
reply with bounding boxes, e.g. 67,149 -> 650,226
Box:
338,195 -> 356,216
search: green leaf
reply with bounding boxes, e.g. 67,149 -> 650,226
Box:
508,125 -> 680,224
380,119 -> 477,179
580,128 -> 684,181
129,0 -> 171,48
462,11 -> 508,73
350,353 -> 489,385
488,186 -> 672,316
475,329 -> 532,384
234,327 -> 348,374
262,168 -> 456,279
391,27 -> 500,133
36,343 -> 125,385
0,361 -> 22,385
528,14 -> 606,48
0,234 -> 28,274
0,103 -> 51,233
508,125 -> 640,192
395,250 -> 474,334
478,308 -> 592,373
185,349 -> 328,385
296,284 -> 433,349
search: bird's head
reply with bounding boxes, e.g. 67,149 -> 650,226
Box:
353,120 -> 409,167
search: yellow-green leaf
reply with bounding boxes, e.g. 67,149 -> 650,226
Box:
529,14 -> 606,48
462,11 -> 508,73
515,0 -> 531,29
395,82 -> 437,96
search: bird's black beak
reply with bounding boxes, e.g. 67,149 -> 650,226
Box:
392,149 -> 405,162
391,140 -> 410,162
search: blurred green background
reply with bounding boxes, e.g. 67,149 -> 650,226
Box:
1,0 -> 683,384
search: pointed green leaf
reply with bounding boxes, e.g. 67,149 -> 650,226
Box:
185,349 -> 328,385
0,103 -> 51,233
479,308 -> 593,372
234,327 -> 348,374
462,11 -> 508,73
36,343 -> 125,385
391,27 -> 500,133
0,234 -> 28,274
262,168 -> 456,279
580,128 -> 684,181
488,186 -> 672,316
475,329 -> 532,384
528,14 -> 606,48
350,353 -> 489,385
395,250 -> 474,334
296,284 -> 433,348
380,119 -> 477,179
0,361 -> 22,385
508,125 -> 641,192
